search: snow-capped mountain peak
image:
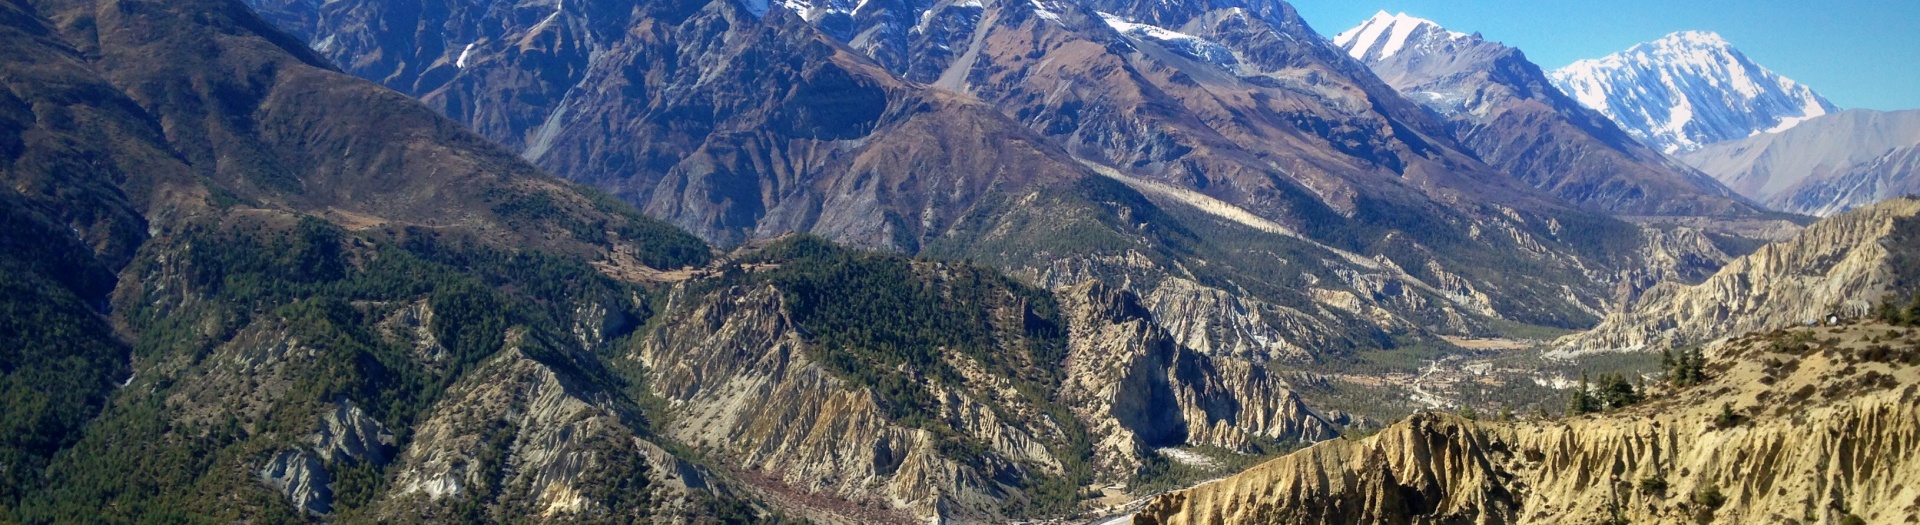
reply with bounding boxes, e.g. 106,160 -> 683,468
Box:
1549,31 -> 1837,153
1332,11 -> 1466,61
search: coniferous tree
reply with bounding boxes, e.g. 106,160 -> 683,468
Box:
1597,373 -> 1641,410
1567,373 -> 1601,415
1666,347 -> 1706,386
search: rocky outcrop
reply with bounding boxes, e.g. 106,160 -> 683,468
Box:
1557,197 -> 1920,355
1609,223 -> 1741,306
626,256 -> 1343,523
309,401 -> 397,466
378,337 -> 727,521
1136,322 -> 1920,524
634,281 -> 1064,523
1058,283 -> 1337,479
257,401 -> 398,515
258,450 -> 333,516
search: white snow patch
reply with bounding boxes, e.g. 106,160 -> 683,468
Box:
1376,14 -> 1423,58
455,43 -> 476,68
313,34 -> 338,54
1333,11 -> 1394,58
1097,14 -> 1239,70
532,0 -> 567,31
1099,12 -> 1197,44
1763,115 -> 1811,134
1030,0 -> 1059,22
1333,11 -> 1462,60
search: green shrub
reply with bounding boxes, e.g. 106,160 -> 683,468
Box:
1714,403 -> 1744,429
1639,475 -> 1668,496
1692,484 -> 1726,509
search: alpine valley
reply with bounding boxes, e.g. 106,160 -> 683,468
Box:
0,0 -> 1914,523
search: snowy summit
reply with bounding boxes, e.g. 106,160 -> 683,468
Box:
1332,11 -> 1468,62
1549,30 -> 1836,154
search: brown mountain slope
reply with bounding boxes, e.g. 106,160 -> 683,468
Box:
232,0 -> 1630,376
30,0 -> 709,262
800,0 -> 1676,327
248,0 -> 1676,338
2,0 -> 738,520
247,0 -> 1101,252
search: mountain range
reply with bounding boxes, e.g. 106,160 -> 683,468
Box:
2,0 -> 1917,522
1540,29 -> 1917,219
1333,12 -> 1762,218
242,0 -> 1734,359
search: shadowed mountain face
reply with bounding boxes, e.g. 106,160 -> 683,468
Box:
1332,12 -> 1765,218
246,0 -> 1099,253
0,0 -> 736,519
1681,109 -> 1920,217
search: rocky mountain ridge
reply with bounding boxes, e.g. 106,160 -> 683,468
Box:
1334,12 -> 1765,218
243,0 -> 1692,359
1681,108 -> 1920,217
1556,197 -> 1920,356
0,0 -> 760,521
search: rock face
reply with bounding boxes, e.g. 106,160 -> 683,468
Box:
627,246 -> 1337,522
376,342 -> 723,521
1550,31 -> 1837,154
1557,197 -> 1920,355
806,0 -> 1663,335
1334,12 -> 1761,218
1681,109 -> 1920,217
256,401 -> 397,515
1058,283 -> 1338,478
257,450 -> 332,515
1135,322 -> 1920,524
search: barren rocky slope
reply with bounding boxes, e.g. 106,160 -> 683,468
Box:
1135,320 -> 1920,525
622,239 -> 1338,523
1556,197 -> 1920,355
1681,109 -> 1920,217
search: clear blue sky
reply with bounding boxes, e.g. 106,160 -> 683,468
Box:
1288,0 -> 1920,110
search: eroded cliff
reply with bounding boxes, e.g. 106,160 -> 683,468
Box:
625,240 -> 1337,523
1135,322 -> 1920,524
1558,197 -> 1920,355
